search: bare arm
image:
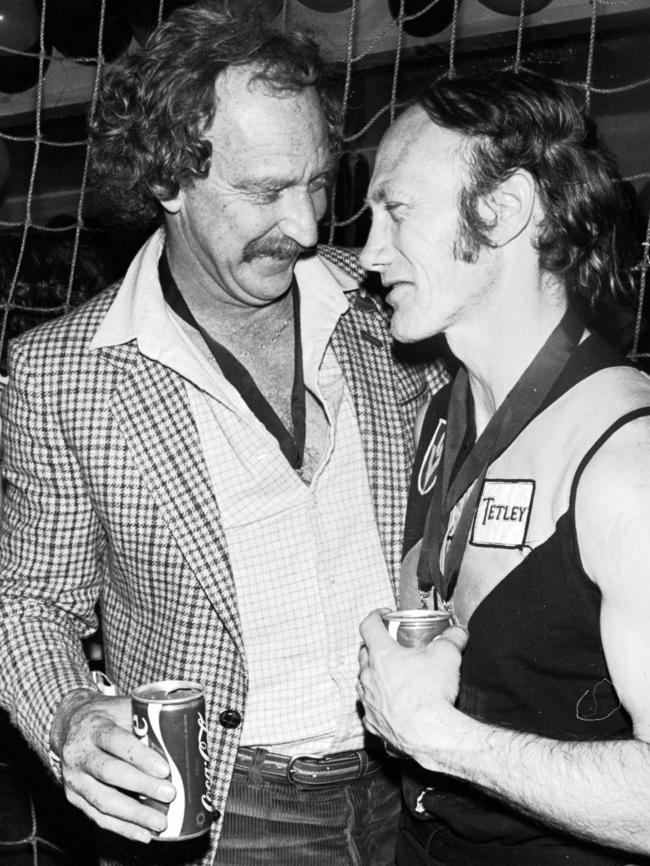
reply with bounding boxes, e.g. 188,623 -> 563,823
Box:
359,416 -> 650,855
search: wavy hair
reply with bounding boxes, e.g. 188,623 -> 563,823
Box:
417,69 -> 631,306
89,0 -> 341,226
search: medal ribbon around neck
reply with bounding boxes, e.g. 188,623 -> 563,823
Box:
159,251 -> 306,471
417,308 -> 584,603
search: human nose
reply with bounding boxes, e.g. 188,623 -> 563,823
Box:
359,215 -> 392,273
279,189 -> 320,249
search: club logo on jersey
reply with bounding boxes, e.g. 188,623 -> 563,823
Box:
471,479 -> 535,548
417,419 -> 446,495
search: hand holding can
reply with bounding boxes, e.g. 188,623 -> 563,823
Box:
131,680 -> 212,841
378,610 -> 454,756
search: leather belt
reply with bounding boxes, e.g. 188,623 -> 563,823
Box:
234,746 -> 382,789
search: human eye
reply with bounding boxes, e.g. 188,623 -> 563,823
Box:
240,178 -> 284,205
309,174 -> 330,194
252,187 -> 282,205
385,202 -> 407,222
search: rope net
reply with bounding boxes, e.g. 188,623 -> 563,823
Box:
0,0 -> 648,369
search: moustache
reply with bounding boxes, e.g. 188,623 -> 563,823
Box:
242,238 -> 305,263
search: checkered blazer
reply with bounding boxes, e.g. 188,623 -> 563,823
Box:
0,246 -> 446,862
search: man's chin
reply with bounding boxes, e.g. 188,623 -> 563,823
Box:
390,311 -> 425,345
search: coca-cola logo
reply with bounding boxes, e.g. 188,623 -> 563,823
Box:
197,712 -> 212,811
133,714 -> 148,740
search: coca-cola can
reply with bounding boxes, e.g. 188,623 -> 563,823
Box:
381,609 -> 452,648
131,680 -> 211,840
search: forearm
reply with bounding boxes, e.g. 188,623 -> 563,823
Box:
0,607 -> 98,772
413,709 -> 650,855
0,341 -> 105,769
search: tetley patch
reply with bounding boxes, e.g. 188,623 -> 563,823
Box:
471,479 -> 535,548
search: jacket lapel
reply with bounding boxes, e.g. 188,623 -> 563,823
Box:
331,300 -> 417,594
103,345 -> 245,659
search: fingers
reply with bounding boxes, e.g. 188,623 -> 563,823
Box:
62,712 -> 173,795
359,608 -> 393,645
65,772 -> 169,843
436,624 -> 469,652
59,696 -> 176,841
94,722 -> 170,778
70,737 -> 175,802
65,696 -> 169,778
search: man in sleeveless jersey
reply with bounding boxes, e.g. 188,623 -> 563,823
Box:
357,69 -> 650,865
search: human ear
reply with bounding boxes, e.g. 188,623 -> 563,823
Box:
158,193 -> 182,215
477,169 -> 536,248
156,180 -> 185,216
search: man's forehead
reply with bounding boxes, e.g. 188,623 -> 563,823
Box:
210,66 -> 322,129
212,64 -> 270,118
205,76 -> 326,166
370,112 -> 465,196
389,109 -> 462,163
199,68 -> 331,187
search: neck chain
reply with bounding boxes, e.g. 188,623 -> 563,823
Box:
237,313 -> 293,359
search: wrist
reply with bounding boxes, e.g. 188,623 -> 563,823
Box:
410,705 -> 483,778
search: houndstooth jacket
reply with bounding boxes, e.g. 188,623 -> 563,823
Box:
0,243 -> 446,863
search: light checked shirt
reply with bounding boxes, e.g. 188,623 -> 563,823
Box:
91,229 -> 396,755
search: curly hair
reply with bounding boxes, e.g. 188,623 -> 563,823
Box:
89,0 -> 342,226
417,69 -> 631,307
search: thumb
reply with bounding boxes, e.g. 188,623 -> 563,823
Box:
435,624 -> 469,652
359,608 -> 393,646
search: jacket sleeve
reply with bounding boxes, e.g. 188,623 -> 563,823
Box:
0,335 -> 104,774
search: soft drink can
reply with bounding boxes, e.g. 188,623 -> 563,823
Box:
381,609 -> 453,648
131,680 -> 211,840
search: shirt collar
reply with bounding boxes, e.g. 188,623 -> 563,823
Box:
90,227 -> 168,357
90,228 -> 357,364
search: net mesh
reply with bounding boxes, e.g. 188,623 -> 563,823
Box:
0,0 -> 648,364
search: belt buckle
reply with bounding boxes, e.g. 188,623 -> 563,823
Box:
286,754 -> 302,785
285,750 -> 366,789
285,753 -> 333,789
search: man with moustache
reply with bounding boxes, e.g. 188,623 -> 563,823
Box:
357,70 -> 650,865
0,4 -> 445,864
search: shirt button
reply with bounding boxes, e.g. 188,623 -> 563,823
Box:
219,709 -> 242,729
